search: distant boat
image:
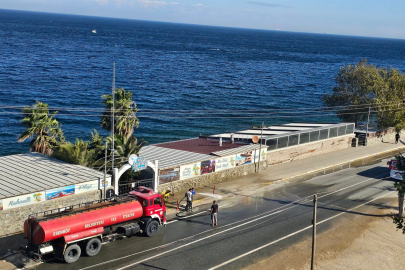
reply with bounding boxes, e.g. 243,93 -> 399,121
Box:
92,30 -> 97,34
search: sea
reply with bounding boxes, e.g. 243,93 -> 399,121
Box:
1,9 -> 405,156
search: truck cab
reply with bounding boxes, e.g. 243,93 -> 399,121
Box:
129,187 -> 167,225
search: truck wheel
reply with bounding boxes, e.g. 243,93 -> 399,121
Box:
145,220 -> 159,237
64,244 -> 81,264
85,238 -> 102,257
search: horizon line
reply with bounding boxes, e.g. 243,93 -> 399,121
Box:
1,8 -> 404,41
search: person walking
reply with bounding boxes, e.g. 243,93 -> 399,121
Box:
395,133 -> 400,144
211,200 -> 218,226
185,188 -> 193,212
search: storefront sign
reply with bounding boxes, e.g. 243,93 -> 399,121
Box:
129,154 -> 148,172
180,163 -> 201,180
75,180 -> 99,194
46,185 -> 75,200
215,156 -> 236,172
3,192 -> 44,210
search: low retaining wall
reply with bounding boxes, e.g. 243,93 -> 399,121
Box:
0,190 -> 101,236
158,160 -> 268,193
367,128 -> 405,145
266,135 -> 353,165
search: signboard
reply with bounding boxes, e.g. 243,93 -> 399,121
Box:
215,156 -> 236,172
253,148 -> 267,163
235,150 -> 253,166
46,185 -> 75,200
201,160 -> 216,175
180,163 -> 201,180
3,192 -> 44,210
75,180 -> 99,194
390,170 -> 403,181
129,154 -> 148,172
159,167 -> 180,184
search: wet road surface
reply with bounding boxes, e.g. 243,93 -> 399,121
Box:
34,159 -> 396,270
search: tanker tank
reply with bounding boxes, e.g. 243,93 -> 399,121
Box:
24,199 -> 143,245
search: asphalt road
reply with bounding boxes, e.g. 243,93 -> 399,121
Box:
34,158 -> 397,270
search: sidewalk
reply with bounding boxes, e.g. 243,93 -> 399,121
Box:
164,142 -> 405,217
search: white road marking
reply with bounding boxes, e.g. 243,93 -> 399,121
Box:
80,173 -> 388,270
208,191 -> 395,270
115,207 -> 293,270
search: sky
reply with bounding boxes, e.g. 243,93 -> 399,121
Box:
1,0 -> 404,39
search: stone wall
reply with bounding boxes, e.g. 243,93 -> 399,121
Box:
266,135 -> 353,165
366,128 -> 405,145
0,190 -> 101,236
158,160 -> 268,193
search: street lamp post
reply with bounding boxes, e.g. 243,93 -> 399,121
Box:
111,63 -> 116,191
104,142 -> 107,200
257,122 -> 264,172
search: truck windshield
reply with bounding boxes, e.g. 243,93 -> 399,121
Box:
154,197 -> 163,206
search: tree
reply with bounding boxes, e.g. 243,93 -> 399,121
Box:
101,88 -> 140,139
52,138 -> 98,167
18,101 -> 63,156
105,135 -> 147,168
322,59 -> 384,126
322,59 -> 405,129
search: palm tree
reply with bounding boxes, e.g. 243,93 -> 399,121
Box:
18,101 -> 63,156
101,88 -> 140,139
52,138 -> 98,167
105,135 -> 147,167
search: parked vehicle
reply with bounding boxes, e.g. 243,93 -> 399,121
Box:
21,187 -> 166,264
389,159 -> 404,180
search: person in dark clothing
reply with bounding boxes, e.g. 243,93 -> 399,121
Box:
211,200 -> 218,226
395,133 -> 400,144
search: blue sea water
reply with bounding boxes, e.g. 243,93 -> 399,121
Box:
1,9 -> 405,156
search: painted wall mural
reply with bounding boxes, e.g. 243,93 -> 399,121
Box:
180,163 -> 201,180
45,185 -> 75,200
215,155 -> 236,172
3,192 -> 44,210
201,160 -> 216,175
159,167 -> 180,184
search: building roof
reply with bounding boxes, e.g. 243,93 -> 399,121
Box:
139,145 -> 214,169
211,144 -> 264,157
155,138 -> 246,155
0,153 -> 107,199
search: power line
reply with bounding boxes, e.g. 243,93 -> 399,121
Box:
0,106 -> 403,119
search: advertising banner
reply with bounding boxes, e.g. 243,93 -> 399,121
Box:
75,180 -> 100,194
215,156 -> 236,172
46,185 -> 75,200
201,160 -> 216,175
180,163 -> 201,180
235,150 -> 253,166
3,192 -> 44,210
253,148 -> 267,163
159,167 -> 180,184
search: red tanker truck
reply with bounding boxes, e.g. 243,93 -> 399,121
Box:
21,187 -> 166,264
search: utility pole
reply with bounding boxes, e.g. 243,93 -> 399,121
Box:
311,194 -> 317,270
365,107 -> 371,146
104,142 -> 107,200
111,63 -> 115,191
257,122 -> 264,172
